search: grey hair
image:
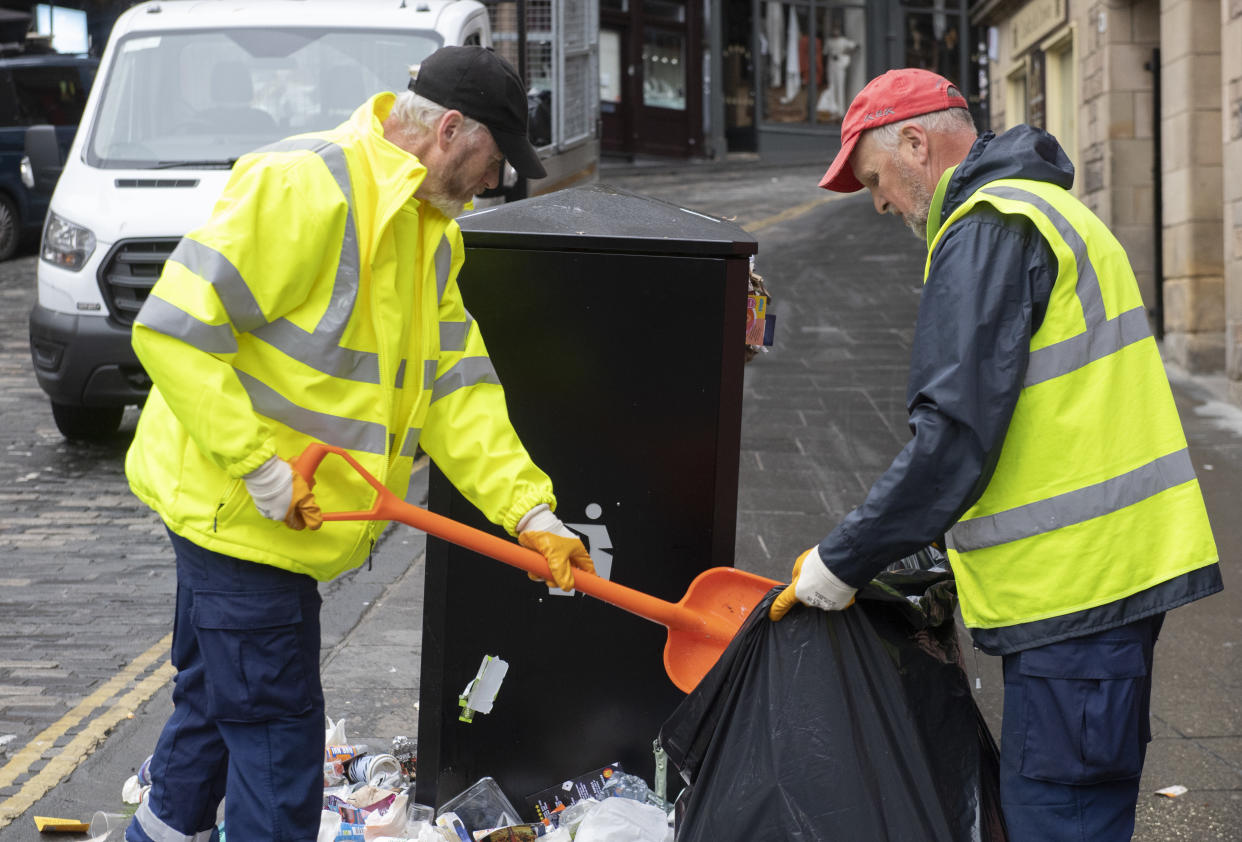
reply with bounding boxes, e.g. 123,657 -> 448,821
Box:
389,89 -> 487,138
867,106 -> 977,152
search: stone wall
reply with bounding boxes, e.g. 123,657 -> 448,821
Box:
1160,0 -> 1225,371
1224,0 -> 1242,400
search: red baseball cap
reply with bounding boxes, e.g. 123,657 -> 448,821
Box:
818,68 -> 968,192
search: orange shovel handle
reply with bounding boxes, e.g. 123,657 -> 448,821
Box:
293,443 -> 729,639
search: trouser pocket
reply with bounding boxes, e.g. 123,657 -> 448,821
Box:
1015,635 -> 1151,784
191,587 -> 315,722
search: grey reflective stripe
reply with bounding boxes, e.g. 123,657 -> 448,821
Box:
253,318 -> 380,383
950,449 -> 1196,552
440,318 -> 471,353
394,358 -> 407,387
1024,305 -> 1151,387
133,801 -> 215,842
167,238 -> 266,332
400,427 -> 422,458
434,235 -> 452,303
247,136 -> 371,383
979,185 -> 1152,386
238,370 -> 388,454
431,356 -> 499,402
423,359 -> 438,389
135,295 -> 237,354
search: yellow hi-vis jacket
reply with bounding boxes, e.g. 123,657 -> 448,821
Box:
931,177 -> 1219,631
125,93 -> 555,581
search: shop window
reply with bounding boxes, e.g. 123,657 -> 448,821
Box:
904,8 -> 962,87
600,29 -> 622,104
759,1 -> 866,127
643,29 -> 686,110
1006,65 -> 1027,127
1044,33 -> 1076,163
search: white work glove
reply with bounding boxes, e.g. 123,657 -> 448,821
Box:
242,455 -> 322,530
769,545 -> 857,621
516,503 -> 596,591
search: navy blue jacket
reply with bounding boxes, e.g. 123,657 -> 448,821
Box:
816,126 -> 1068,586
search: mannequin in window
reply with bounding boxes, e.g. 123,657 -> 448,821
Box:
817,23 -> 858,119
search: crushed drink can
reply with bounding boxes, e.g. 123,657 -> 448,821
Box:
346,752 -> 403,787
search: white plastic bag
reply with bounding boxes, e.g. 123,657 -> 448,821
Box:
573,797 -> 670,842
325,715 -> 348,747
317,809 -> 342,842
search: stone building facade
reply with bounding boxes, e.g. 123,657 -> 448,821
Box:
973,0 -> 1242,405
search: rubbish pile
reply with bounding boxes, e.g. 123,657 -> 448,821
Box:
319,718 -> 673,841
97,718 -> 674,842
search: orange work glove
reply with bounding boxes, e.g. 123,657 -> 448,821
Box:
768,546 -> 856,621
516,504 -> 596,591
242,455 -> 323,531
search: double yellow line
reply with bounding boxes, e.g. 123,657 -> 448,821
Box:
0,634 -> 175,828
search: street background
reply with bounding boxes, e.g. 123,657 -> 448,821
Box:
0,160 -> 1239,840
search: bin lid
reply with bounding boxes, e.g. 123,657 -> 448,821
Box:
458,183 -> 758,257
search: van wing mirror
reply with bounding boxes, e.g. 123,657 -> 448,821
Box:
24,125 -> 64,193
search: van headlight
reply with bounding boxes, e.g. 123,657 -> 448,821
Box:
41,211 -> 96,271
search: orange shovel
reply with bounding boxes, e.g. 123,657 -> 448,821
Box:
294,442 -> 780,692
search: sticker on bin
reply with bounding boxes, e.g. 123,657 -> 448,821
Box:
458,654 -> 509,723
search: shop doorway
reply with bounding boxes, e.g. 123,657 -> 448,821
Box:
600,0 -> 703,158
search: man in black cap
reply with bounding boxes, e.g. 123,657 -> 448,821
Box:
124,45 -> 591,842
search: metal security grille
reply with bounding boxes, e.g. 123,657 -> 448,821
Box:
483,0 -> 596,153
97,238 -> 179,326
560,52 -> 592,143
553,0 -> 596,150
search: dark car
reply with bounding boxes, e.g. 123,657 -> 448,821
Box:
0,53 -> 97,260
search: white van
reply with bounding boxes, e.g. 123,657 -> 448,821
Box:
29,0 -> 596,441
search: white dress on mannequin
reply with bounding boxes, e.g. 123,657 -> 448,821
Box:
780,10 -> 801,104
818,33 -> 858,116
765,3 -> 783,88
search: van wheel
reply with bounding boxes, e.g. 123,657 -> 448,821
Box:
50,401 -> 124,442
0,195 -> 18,262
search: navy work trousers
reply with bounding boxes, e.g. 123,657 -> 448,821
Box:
126,530 -> 325,842
998,613 -> 1164,842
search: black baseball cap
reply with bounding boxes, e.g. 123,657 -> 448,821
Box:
410,45 -> 546,179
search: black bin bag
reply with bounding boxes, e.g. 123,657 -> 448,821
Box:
660,569 -> 1008,842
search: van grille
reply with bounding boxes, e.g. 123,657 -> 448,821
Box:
97,238 -> 180,326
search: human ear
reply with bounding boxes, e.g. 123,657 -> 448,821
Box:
899,123 -> 929,165
437,110 -> 465,150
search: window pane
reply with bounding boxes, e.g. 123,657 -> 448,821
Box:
760,2 -> 810,124
600,29 -> 622,104
643,29 -> 685,110
815,6 -> 865,124
645,1 -> 686,23
904,11 -> 962,86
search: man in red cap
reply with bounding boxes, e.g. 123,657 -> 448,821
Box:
769,68 -> 1222,841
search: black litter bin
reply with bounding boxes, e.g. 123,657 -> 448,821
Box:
415,184 -> 758,813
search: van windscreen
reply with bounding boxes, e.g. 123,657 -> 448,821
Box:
87,27 -> 442,168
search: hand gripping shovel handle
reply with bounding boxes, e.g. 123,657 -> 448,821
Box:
292,442 -> 729,639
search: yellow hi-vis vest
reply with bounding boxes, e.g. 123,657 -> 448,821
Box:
125,93 -> 555,581
930,177 -> 1218,631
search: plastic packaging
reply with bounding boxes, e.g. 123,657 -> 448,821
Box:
572,798 -> 669,842
438,776 -> 521,834
660,570 -> 1007,842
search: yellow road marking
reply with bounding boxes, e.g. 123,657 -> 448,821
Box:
0,660 -> 176,824
0,633 -> 173,826
744,194 -> 841,233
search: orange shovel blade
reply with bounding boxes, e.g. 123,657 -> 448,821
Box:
664,567 -> 781,692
